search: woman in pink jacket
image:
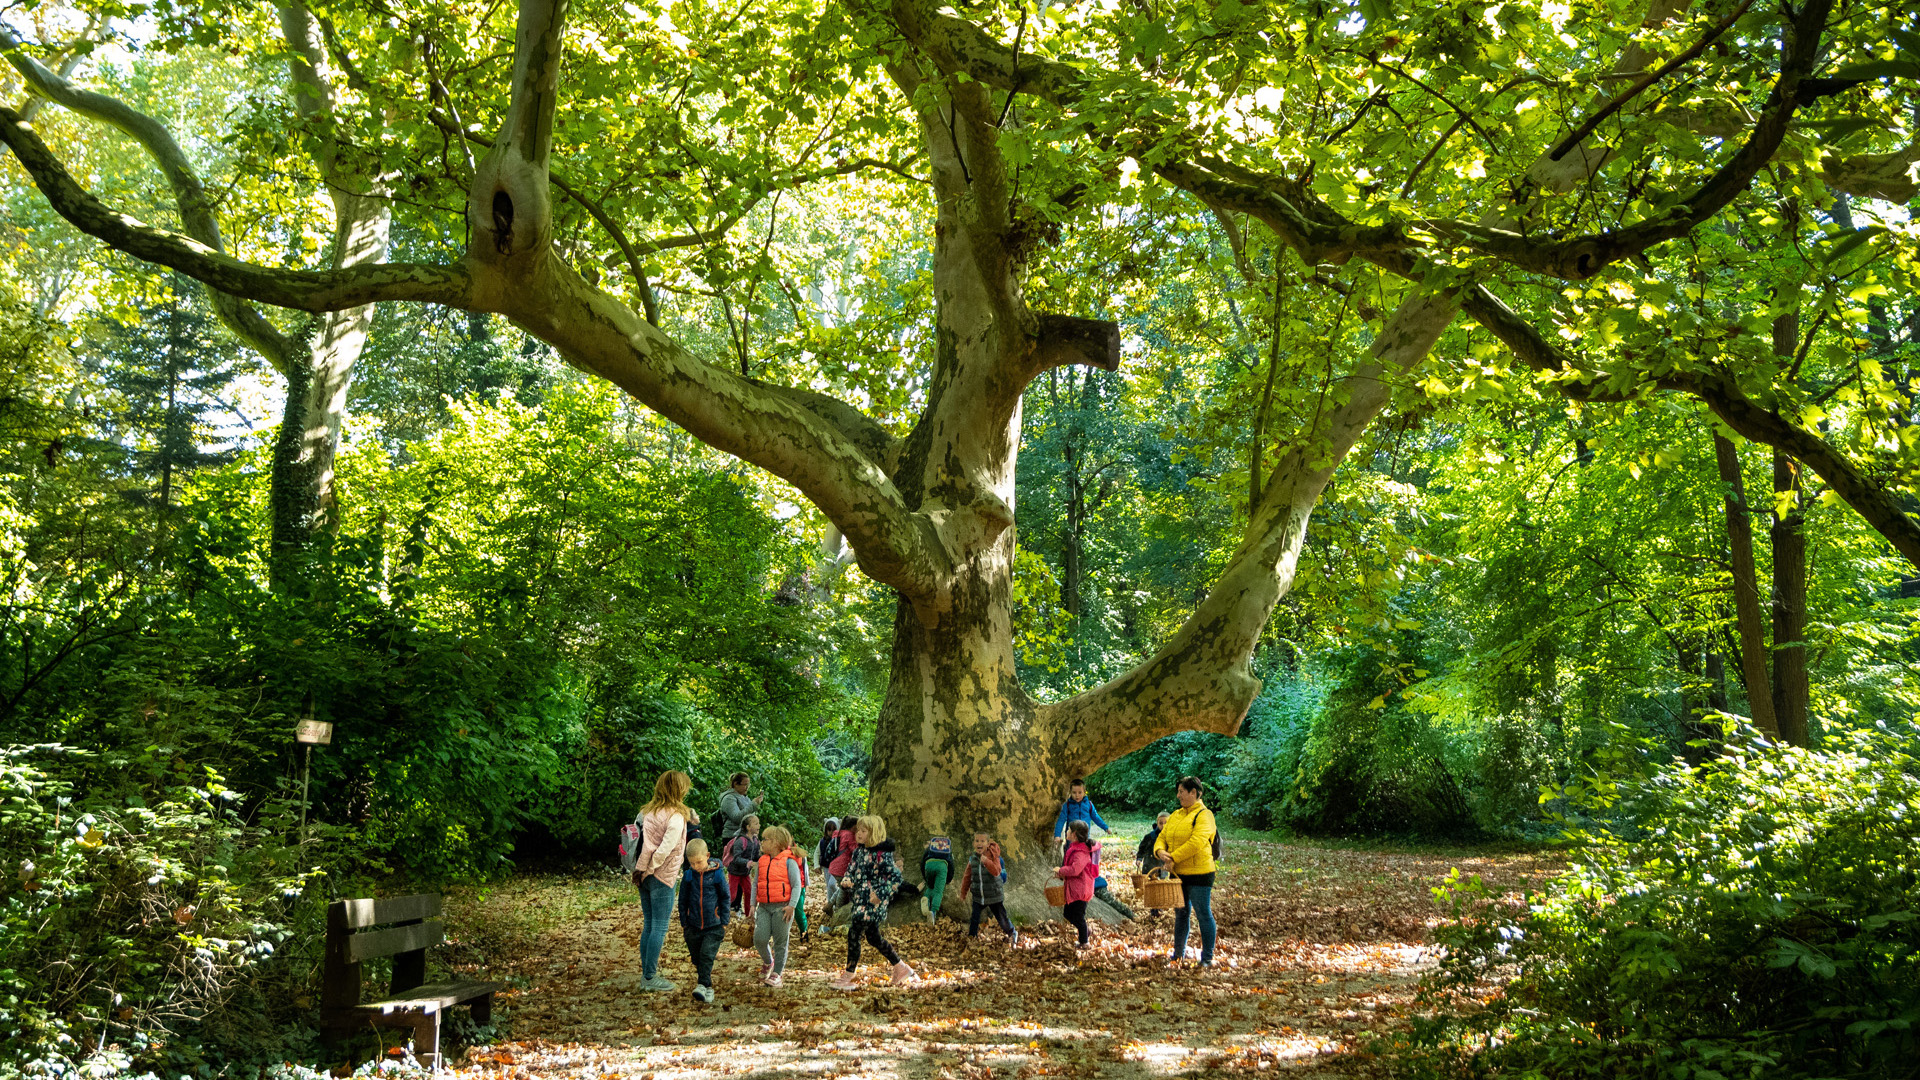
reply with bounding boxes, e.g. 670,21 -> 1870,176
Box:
633,770 -> 694,990
1058,819 -> 1099,947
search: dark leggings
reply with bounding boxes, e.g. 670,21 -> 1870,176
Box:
969,901 -> 1014,937
1063,899 -> 1090,946
846,919 -> 900,969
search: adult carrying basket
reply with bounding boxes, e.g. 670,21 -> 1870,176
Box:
1140,873 -> 1183,910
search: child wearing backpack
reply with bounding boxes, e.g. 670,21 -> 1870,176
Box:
830,815 -> 915,989
678,839 -> 731,1003
753,826 -> 804,986
918,835 -> 954,924
960,833 -> 1016,943
817,817 -> 842,909
723,815 -> 762,915
1058,820 -> 1099,947
1052,778 -> 1111,856
826,814 -> 859,907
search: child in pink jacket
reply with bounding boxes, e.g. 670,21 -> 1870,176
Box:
1058,820 -> 1099,947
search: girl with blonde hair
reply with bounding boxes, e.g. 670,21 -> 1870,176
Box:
830,815 -> 914,988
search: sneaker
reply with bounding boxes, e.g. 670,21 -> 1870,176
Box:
890,961 -> 917,985
765,972 -> 783,988
640,975 -> 678,991
759,961 -> 773,979
692,984 -> 714,1003
829,970 -> 860,991
919,896 -> 930,919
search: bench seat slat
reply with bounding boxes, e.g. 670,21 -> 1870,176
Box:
355,979 -> 504,1015
347,919 -> 444,962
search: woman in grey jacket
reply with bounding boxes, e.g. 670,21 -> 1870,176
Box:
717,773 -> 763,842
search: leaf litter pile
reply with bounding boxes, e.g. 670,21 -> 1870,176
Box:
430,835 -> 1556,1079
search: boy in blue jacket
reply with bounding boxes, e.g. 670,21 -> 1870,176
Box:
679,839 -> 731,1003
1053,778 -> 1111,854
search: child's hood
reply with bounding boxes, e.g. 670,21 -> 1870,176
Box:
868,838 -> 897,855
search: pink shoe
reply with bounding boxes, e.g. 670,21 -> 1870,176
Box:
765,973 -> 783,988
829,970 -> 859,991
890,961 -> 917,985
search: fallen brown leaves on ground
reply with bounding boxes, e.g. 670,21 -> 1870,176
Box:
428,836 -> 1558,1080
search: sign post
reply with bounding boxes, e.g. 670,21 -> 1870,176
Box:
293,694 -> 331,852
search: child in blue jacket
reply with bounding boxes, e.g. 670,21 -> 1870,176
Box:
1053,778 -> 1111,853
678,839 -> 731,1003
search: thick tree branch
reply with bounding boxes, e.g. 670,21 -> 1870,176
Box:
1,21 -> 297,368
1038,290 -> 1458,771
466,0 -> 567,262
1472,0 -> 1832,279
505,255 -> 948,600
0,107 -> 474,310
1027,315 -> 1121,379
1823,143 -> 1920,203
748,379 -> 903,472
1460,284 -> 1920,567
1542,0 -> 1752,165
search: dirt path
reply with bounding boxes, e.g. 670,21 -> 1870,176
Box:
434,840 -> 1556,1079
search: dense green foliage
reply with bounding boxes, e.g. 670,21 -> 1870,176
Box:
4,0 -> 1920,1070
1409,728 -> 1920,1078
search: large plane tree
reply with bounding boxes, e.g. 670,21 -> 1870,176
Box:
4,0 -> 1916,912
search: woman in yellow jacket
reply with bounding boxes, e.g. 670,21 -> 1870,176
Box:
1153,775 -> 1218,967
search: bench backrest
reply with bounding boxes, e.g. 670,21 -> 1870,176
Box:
323,894 -> 445,1010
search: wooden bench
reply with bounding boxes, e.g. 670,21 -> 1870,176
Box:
322,894 -> 504,1069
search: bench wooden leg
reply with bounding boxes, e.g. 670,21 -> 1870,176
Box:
471,992 -> 494,1026
409,1012 -> 442,1071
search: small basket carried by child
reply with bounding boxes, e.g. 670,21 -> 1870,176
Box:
1043,879 -> 1066,907
1139,868 -> 1182,910
731,920 -> 754,949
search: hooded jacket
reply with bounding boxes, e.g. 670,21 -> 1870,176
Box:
678,863 -> 731,932
959,843 -> 1006,906
843,838 -> 902,923
1059,839 -> 1098,904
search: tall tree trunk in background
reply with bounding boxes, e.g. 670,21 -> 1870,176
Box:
266,2 -> 392,578
1771,446 -> 1811,747
1715,431 -> 1778,737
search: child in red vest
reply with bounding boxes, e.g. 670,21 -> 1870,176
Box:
752,826 -> 803,986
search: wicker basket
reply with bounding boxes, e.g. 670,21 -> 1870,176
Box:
731,920 -> 755,949
1043,882 -> 1066,907
1130,873 -> 1147,892
1140,878 -> 1184,909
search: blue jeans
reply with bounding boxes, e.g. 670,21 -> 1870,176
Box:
639,876 -> 674,979
1173,882 -> 1216,965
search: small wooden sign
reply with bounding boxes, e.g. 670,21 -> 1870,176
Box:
295,719 -> 333,745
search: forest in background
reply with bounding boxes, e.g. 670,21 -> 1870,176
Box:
4,0 -> 1920,1073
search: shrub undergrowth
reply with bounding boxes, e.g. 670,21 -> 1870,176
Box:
1402,725 -> 1920,1079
